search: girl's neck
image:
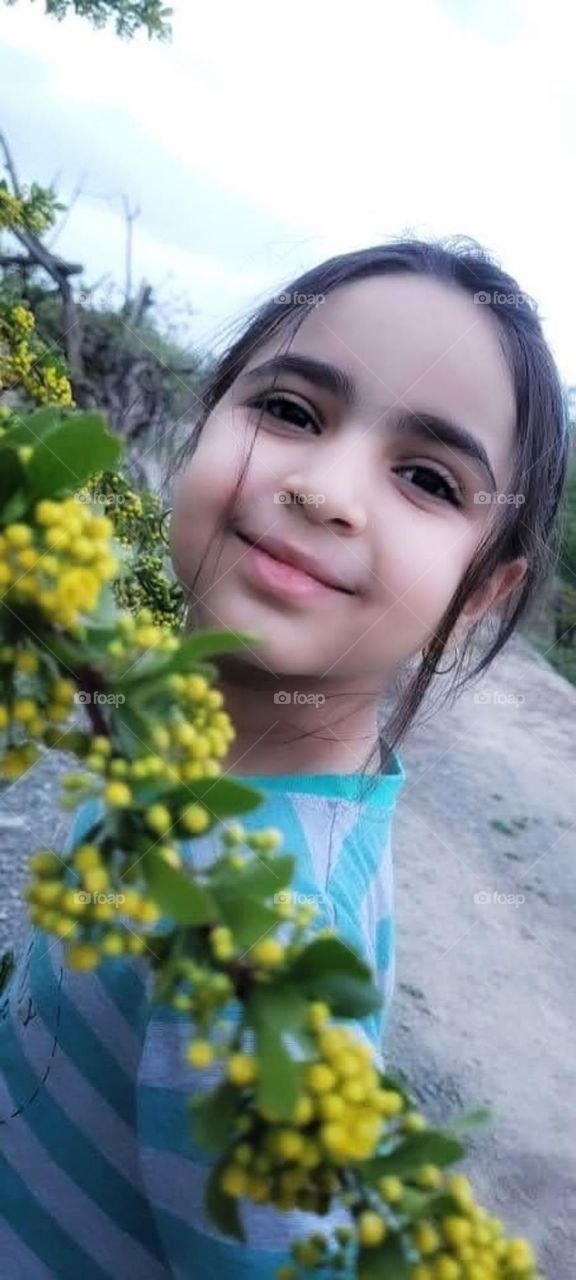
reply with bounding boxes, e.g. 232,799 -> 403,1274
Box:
216,661 -> 382,777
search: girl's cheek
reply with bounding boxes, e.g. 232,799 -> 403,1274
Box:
371,512 -> 469,636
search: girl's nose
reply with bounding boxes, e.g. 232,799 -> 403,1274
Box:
280,468 -> 368,534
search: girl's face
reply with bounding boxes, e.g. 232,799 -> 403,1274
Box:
171,274 -> 525,681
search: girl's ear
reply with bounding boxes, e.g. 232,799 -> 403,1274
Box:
455,555 -> 528,642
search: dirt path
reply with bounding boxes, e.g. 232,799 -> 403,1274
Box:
386,634 -> 576,1280
1,633 -> 574,1277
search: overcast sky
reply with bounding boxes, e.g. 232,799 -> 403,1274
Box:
1,0 -> 575,385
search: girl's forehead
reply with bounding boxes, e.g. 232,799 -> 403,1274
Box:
246,274 -> 517,482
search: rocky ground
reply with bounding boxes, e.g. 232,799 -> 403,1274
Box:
386,634 -> 576,1280
0,632 -> 574,1277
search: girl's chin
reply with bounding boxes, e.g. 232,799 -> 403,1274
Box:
192,594 -> 333,674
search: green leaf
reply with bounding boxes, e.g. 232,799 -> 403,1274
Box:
255,1020 -> 300,1119
288,936 -> 370,982
157,629 -> 263,667
114,704 -> 158,758
396,1187 -> 437,1219
307,972 -> 381,1018
212,854 -> 295,900
446,1105 -> 493,1134
249,986 -> 307,1120
0,448 -> 26,514
119,631 -> 262,692
364,1130 -> 465,1179
0,488 -> 27,524
358,1235 -> 411,1279
1,407 -> 71,449
214,891 -> 279,949
143,848 -> 219,925
27,413 -> 121,500
117,655 -> 208,693
286,937 -> 381,1017
82,582 -> 119,629
378,1068 -> 413,1100
249,983 -> 308,1034
191,1082 -> 240,1153
204,1157 -> 245,1243
167,778 -> 265,820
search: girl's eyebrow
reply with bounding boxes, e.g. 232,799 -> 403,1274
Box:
239,353 -> 498,492
239,354 -> 357,406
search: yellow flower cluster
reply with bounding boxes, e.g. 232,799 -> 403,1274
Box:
149,672 -> 235,785
0,185 -> 54,234
0,500 -> 118,631
215,1007 -> 396,1216
0,665 -> 76,780
208,989 -> 541,1279
0,304 -> 73,407
26,838 -> 161,969
405,1176 -> 537,1279
36,365 -> 73,406
10,305 -> 35,336
287,1165 -> 539,1278
0,187 -> 25,228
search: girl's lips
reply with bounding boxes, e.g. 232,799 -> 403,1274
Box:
233,533 -> 343,603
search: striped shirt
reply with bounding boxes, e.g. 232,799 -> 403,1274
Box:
0,754 -> 405,1279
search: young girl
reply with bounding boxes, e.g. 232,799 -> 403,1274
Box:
0,237 -> 569,1279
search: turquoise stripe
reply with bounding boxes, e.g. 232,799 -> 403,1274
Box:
96,957 -> 150,1035
328,818 -> 391,923
152,1205 -> 289,1280
0,1149 -> 111,1280
237,749 -> 406,805
0,1020 -> 165,1260
30,938 -> 136,1125
375,915 -> 394,971
139,1085 -> 216,1166
65,796 -> 105,853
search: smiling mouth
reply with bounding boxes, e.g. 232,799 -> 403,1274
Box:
233,530 -> 355,596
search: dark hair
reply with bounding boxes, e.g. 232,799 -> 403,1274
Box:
165,235 -> 571,790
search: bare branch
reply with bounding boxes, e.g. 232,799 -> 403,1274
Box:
121,195 -> 141,308
0,130 -> 22,198
47,171 -> 88,251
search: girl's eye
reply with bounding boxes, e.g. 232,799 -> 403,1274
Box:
396,463 -> 463,508
246,393 -> 320,434
245,396 -> 462,506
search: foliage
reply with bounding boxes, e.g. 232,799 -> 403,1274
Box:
0,178 -> 63,235
0,182 -> 73,410
557,454 -> 576,589
81,466 -> 184,627
2,0 -> 172,39
30,286 -> 209,453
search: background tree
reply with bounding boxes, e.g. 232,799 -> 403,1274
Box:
2,0 -> 172,39
0,134 -> 213,487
